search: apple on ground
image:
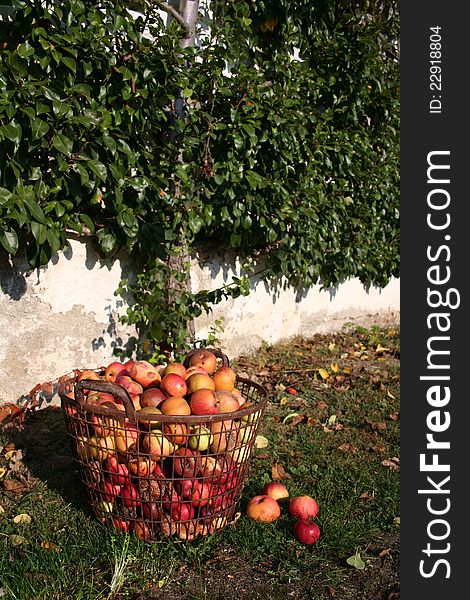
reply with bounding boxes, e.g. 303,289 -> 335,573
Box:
294,519 -> 321,545
288,495 -> 319,520
246,495 -> 281,522
263,481 -> 289,502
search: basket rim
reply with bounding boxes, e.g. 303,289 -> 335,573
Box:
59,371 -> 268,424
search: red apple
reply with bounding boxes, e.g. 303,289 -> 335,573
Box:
294,519 -> 321,545
105,361 -> 129,382
129,360 -> 161,388
112,517 -> 130,533
173,447 -> 201,478
100,480 -> 121,502
116,375 -> 143,397
246,495 -> 281,522
216,390 -> 240,413
141,387 -> 166,408
171,501 -> 195,523
163,362 -> 187,377
103,456 -> 130,486
160,373 -> 188,398
289,495 -> 319,520
189,389 -> 220,415
189,481 -> 212,507
188,349 -> 218,374
142,501 -> 161,521
263,481 -> 289,502
121,483 -> 140,507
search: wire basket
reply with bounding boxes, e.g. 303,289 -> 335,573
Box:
58,349 -> 268,541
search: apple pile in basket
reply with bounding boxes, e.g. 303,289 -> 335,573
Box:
64,349 -> 264,541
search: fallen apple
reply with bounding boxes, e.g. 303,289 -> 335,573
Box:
288,495 -> 319,520
246,495 -> 281,522
263,481 -> 289,502
294,519 -> 321,545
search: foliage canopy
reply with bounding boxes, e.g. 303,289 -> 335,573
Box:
0,0 -> 400,356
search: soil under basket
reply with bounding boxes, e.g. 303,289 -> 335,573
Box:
58,355 -> 268,542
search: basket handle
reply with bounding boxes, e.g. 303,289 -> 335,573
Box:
183,347 -> 230,369
75,379 -> 136,420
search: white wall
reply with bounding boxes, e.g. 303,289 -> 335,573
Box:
0,238 -> 399,405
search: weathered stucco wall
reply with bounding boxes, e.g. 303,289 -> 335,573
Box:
0,238 -> 399,405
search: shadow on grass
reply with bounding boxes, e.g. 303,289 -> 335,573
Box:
6,405 -> 93,515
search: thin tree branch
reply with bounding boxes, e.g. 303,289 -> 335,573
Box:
158,1 -> 190,32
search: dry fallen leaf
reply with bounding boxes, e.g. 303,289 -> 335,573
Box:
254,435 -> 269,449
338,443 -> 357,453
279,397 -> 289,406
358,491 -> 373,502
3,479 -> 27,495
13,513 -> 31,525
316,400 -> 329,410
271,463 -> 292,480
9,534 -> 28,547
41,540 -> 62,552
381,458 -> 400,471
330,363 -> 340,373
378,548 -> 392,558
389,412 -> 400,421
318,368 -> 330,380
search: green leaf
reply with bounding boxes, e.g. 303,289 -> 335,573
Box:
52,133 -> 73,157
0,121 -> 22,145
31,118 -> 49,141
0,227 -> 19,254
0,188 -> 13,205
31,221 -> 48,244
88,160 -> 107,182
62,56 -> 76,72
24,198 -> 47,224
346,552 -> 366,570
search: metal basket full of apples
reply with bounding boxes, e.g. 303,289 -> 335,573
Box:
58,348 -> 268,542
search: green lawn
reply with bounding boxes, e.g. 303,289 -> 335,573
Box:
0,324 -> 400,600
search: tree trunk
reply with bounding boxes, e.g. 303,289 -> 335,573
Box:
164,0 -> 200,348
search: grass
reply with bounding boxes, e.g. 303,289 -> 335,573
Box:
0,324 -> 400,600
